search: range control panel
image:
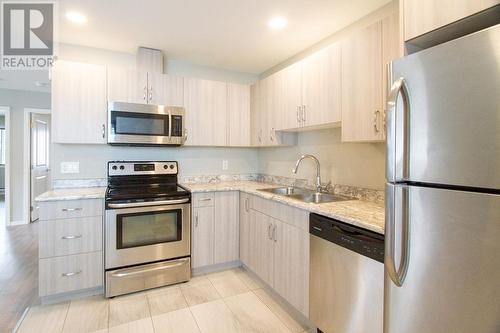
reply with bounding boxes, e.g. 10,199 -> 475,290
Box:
108,161 -> 178,176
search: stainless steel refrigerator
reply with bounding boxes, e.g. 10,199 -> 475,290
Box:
385,24 -> 500,333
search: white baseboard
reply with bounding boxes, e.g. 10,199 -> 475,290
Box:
192,260 -> 242,276
41,286 -> 104,305
9,220 -> 27,226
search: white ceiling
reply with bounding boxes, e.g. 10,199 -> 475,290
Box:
59,0 -> 391,74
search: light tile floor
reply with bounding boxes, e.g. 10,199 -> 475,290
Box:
16,267 -> 312,333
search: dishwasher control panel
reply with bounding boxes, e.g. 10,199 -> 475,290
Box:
310,213 -> 385,263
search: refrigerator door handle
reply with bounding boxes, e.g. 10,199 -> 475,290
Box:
385,184 -> 410,287
386,76 -> 410,182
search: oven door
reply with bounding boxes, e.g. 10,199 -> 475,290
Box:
105,201 -> 190,269
107,102 -> 185,145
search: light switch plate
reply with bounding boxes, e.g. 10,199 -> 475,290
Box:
222,160 -> 228,171
60,162 -> 79,174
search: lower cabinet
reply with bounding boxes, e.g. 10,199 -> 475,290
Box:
192,205 -> 215,268
191,191 -> 239,269
38,199 -> 104,299
241,193 -> 310,316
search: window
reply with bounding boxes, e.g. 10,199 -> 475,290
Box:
0,128 -> 5,165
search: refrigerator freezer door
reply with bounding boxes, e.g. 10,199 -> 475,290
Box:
384,184 -> 500,333
387,25 -> 500,190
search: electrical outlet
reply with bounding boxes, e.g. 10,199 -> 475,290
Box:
60,162 -> 79,174
222,160 -> 229,171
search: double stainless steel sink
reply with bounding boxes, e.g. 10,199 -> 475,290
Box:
258,187 -> 353,204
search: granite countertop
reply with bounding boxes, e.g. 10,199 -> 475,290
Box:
181,181 -> 385,234
35,187 -> 107,202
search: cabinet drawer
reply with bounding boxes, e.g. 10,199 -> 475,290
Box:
192,192 -> 215,207
251,195 -> 309,231
39,199 -> 103,220
39,216 -> 103,258
39,251 -> 103,297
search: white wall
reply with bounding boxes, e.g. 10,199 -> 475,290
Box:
51,144 -> 258,181
0,89 -> 51,222
0,115 -> 4,189
258,128 -> 386,190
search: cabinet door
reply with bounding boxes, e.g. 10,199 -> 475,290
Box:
214,191 -> 240,264
192,206 -> 215,268
52,61 -> 107,144
273,219 -> 310,316
239,193 -> 251,266
250,83 -> 262,146
403,0 -> 499,41
228,83 -> 251,146
107,67 -> 148,104
302,42 -> 342,127
184,78 -> 228,146
248,209 -> 274,286
341,21 -> 384,142
148,73 -> 184,107
279,62 -> 303,130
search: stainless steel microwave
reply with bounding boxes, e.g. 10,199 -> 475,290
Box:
107,102 -> 186,146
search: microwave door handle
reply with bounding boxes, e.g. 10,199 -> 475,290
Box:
168,109 -> 172,141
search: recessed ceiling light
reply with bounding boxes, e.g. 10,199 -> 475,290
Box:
268,16 -> 288,30
66,11 -> 87,24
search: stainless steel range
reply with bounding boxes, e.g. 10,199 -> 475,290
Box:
104,161 -> 191,297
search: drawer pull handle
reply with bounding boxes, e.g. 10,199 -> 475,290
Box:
61,235 -> 82,240
62,208 -> 83,212
199,198 -> 212,202
62,270 -> 82,277
313,226 -> 323,232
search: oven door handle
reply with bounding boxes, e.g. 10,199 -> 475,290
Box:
110,258 -> 190,278
107,198 -> 190,209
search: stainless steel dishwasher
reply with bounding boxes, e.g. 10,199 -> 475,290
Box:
309,213 -> 385,333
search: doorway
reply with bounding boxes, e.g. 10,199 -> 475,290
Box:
23,108 -> 50,224
0,106 -> 9,228
30,113 -> 50,222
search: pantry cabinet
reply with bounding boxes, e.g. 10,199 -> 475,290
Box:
51,60 -> 107,144
184,78 -> 228,146
402,0 -> 499,41
227,83 -> 251,146
107,67 -> 184,106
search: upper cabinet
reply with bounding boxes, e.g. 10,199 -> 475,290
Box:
266,43 -> 342,132
341,11 -> 399,142
51,60 -> 107,144
300,42 -> 342,128
184,78 -> 228,146
228,83 -> 251,147
107,67 -> 184,106
402,0 -> 499,41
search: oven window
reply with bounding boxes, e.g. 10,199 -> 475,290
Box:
116,209 -> 182,249
112,111 -> 168,136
